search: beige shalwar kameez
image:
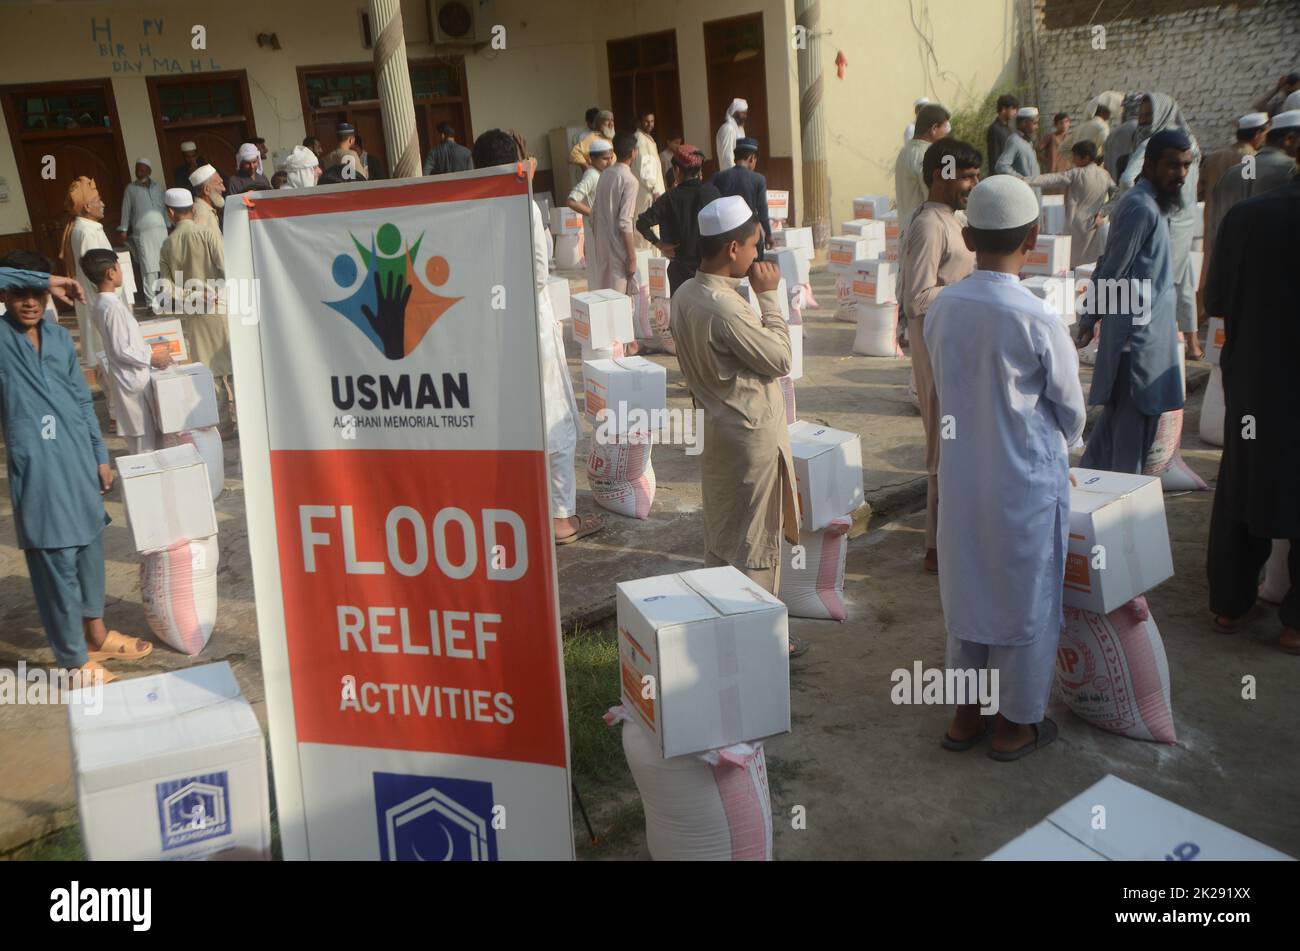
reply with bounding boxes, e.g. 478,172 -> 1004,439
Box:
1027,164 -> 1117,268
670,271 -> 799,593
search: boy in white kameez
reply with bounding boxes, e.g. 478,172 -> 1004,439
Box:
81,249 -> 172,454
924,176 -> 1087,761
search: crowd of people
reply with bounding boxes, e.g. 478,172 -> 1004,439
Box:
0,76 -> 1296,759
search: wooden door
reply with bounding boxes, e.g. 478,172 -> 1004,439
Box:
1,80 -> 129,266
608,31 -> 684,142
148,72 -> 256,187
703,14 -> 768,176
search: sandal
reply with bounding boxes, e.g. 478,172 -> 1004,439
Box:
555,513 -> 605,546
941,718 -> 992,751
788,635 -> 809,659
88,629 -> 153,662
989,717 -> 1058,762
70,659 -> 117,687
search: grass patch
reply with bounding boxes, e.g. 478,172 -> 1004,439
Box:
948,83 -> 1033,174
6,825 -> 85,862
564,623 -> 627,786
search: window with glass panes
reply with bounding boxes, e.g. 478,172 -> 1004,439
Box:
157,80 -> 241,121
16,90 -> 110,130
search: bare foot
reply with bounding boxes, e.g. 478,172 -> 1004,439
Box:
946,704 -> 984,743
990,714 -> 1038,754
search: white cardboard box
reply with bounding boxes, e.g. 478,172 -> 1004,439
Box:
117,443 -> 219,552
738,277 -> 791,322
879,210 -> 900,242
770,248 -> 810,287
549,206 -> 584,236
616,566 -> 791,758
1205,316 -> 1225,365
582,356 -> 667,428
1021,274 -> 1078,325
1065,469 -> 1174,613
788,421 -> 865,530
767,189 -> 789,222
853,195 -> 891,219
771,227 -> 813,254
633,248 -> 658,287
648,256 -> 670,299
986,775 -> 1293,861
841,218 -> 887,241
828,236 -> 882,273
850,258 -> 897,304
545,276 -> 571,321
69,662 -> 271,861
152,362 -> 219,434
1022,234 -> 1072,276
138,317 -> 189,364
1040,194 -> 1066,235
572,290 -> 635,350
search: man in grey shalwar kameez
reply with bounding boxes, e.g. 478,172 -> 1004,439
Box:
1078,129 -> 1191,473
994,107 -> 1041,178
118,159 -> 168,304
925,176 -> 1086,760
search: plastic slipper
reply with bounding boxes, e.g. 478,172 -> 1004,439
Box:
788,635 -> 810,659
555,513 -> 605,546
989,717 -> 1058,762
941,719 -> 992,751
88,629 -> 153,662
71,659 -> 117,687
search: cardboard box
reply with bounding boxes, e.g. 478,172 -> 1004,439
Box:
535,192 -> 554,230
1065,469 -> 1174,613
770,248 -> 810,287
828,236 -> 881,273
788,421 -> 865,530
549,206 -> 584,236
738,277 -> 791,322
117,443 -> 219,552
850,258 -> 897,304
1021,274 -> 1077,325
1039,194 -> 1066,235
1205,316 -> 1225,365
152,362 -> 219,434
879,210 -> 900,242
545,276 -> 571,321
853,195 -> 891,219
986,775 -> 1292,861
648,256 -> 670,298
767,189 -> 789,222
771,227 -> 813,253
69,662 -> 269,861
841,219 -> 887,241
1022,234 -> 1072,276
633,248 -> 658,287
1075,262 -> 1095,281
582,356 -> 667,428
572,290 -> 634,350
616,566 -> 791,758
138,317 -> 189,364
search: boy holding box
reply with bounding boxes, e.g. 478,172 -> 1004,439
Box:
81,248 -> 173,454
0,254 -> 152,684
924,177 -> 1086,759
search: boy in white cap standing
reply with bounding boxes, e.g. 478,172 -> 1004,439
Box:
228,142 -> 271,194
565,137 -> 614,270
994,107 -> 1042,178
118,158 -> 167,303
670,195 -> 806,655
924,175 -> 1086,759
715,98 -> 748,172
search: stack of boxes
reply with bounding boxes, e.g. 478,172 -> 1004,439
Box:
571,289 -> 635,361
630,248 -> 669,350
767,189 -> 790,230
153,362 -> 224,500
767,228 -> 813,425
849,258 -> 902,356
647,256 -> 673,353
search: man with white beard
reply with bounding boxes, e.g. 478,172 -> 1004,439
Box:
189,164 -> 226,234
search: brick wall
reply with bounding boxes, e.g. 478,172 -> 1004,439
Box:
1032,0 -> 1300,150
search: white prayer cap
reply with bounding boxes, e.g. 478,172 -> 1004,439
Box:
135,157 -> 152,168
189,164 -> 217,187
727,98 -> 748,117
966,175 -> 1039,230
914,97 -> 931,108
1017,106 -> 1039,119
237,142 -> 260,162
1285,90 -> 1300,112
164,187 -> 194,209
588,138 -> 613,154
1237,112 -> 1269,131
180,141 -> 197,152
698,195 -> 754,236
280,145 -> 319,170
1272,110 -> 1300,131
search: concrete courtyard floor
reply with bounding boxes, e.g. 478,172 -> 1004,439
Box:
1,261 -> 1296,859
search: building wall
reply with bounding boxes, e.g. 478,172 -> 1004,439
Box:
1032,0 -> 1300,152
818,0 -> 1019,227
0,0 -> 602,237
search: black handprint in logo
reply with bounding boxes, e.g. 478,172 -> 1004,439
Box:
361,269 -> 414,359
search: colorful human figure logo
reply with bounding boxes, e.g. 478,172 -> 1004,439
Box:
325,222 -> 461,359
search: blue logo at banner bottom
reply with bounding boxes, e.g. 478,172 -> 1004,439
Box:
374,772 -> 499,861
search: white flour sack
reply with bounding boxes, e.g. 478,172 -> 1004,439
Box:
1259,540 -> 1291,605
587,437 -> 655,519
1143,410 -> 1207,491
648,297 -> 676,355
554,232 -> 583,270
779,515 -> 851,620
834,275 -> 858,323
778,375 -> 797,425
140,536 -> 219,656
611,707 -> 773,861
163,427 -> 225,500
1057,596 -> 1176,744
853,302 -> 903,358
1199,366 -> 1225,447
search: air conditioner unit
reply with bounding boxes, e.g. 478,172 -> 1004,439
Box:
430,0 -> 496,46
